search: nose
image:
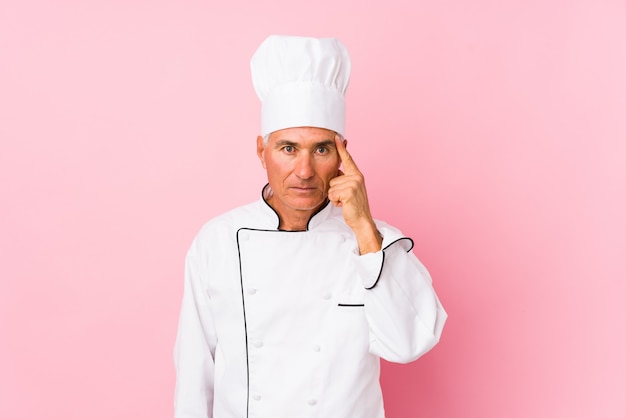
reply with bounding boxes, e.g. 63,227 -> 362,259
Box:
294,154 -> 314,180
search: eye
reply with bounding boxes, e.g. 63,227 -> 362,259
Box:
316,146 -> 328,154
283,145 -> 295,153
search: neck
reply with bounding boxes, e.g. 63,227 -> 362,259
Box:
266,196 -> 321,231
262,184 -> 328,231
278,215 -> 311,231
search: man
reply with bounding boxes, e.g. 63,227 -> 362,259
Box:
174,35 -> 447,418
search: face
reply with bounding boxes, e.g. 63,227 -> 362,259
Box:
257,126 -> 342,219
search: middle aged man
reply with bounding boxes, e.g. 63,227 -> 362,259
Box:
174,35 -> 447,418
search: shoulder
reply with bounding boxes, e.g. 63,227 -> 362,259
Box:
206,200 -> 268,228
190,200 -> 270,251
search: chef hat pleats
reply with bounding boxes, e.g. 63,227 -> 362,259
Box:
251,35 -> 351,137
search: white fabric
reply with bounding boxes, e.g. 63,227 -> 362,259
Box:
251,35 -> 351,137
174,190 -> 447,418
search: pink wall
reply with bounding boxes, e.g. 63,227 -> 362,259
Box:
1,1 -> 625,417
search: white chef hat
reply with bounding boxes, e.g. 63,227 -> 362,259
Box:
251,35 -> 351,137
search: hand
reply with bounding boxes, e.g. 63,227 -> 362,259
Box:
328,135 -> 382,254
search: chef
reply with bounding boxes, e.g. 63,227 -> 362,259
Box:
174,35 -> 447,418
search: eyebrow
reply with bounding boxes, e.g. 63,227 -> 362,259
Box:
274,139 -> 298,147
314,140 -> 336,148
274,139 -> 336,148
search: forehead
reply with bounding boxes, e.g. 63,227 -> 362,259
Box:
268,126 -> 336,144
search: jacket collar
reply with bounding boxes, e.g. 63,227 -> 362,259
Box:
260,184 -> 332,231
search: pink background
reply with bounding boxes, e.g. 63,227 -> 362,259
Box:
1,0 -> 625,417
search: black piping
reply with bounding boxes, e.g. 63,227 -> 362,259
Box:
235,229 -> 250,417
365,237 -> 414,290
385,236 -> 414,252
260,183 -> 330,231
365,251 -> 385,290
260,185 -> 282,230
236,219 -> 331,417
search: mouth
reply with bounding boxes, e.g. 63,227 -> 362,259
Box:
290,186 -> 318,193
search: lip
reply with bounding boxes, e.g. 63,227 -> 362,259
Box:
290,186 -> 317,193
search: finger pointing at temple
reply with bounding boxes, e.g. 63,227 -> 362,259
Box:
329,134 -> 382,254
334,134 -> 360,175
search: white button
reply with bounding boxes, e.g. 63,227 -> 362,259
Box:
308,399 -> 317,406
312,344 -> 321,352
247,288 -> 257,295
322,293 -> 332,300
252,394 -> 261,401
253,340 -> 263,348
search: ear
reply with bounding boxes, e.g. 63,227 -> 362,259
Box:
256,135 -> 267,169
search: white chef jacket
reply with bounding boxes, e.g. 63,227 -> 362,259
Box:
174,186 -> 447,418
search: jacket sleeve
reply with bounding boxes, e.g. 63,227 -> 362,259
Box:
174,238 -> 217,418
354,222 -> 447,363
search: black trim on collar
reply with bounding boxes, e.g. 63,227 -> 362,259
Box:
260,184 -> 281,230
365,237 -> 414,290
260,183 -> 332,231
306,199 -> 330,230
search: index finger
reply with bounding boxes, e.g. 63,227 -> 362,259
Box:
334,134 -> 360,174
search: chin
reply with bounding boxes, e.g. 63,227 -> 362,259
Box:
287,197 -> 326,211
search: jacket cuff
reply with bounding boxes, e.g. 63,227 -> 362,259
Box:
354,250 -> 384,289
354,229 -> 415,289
